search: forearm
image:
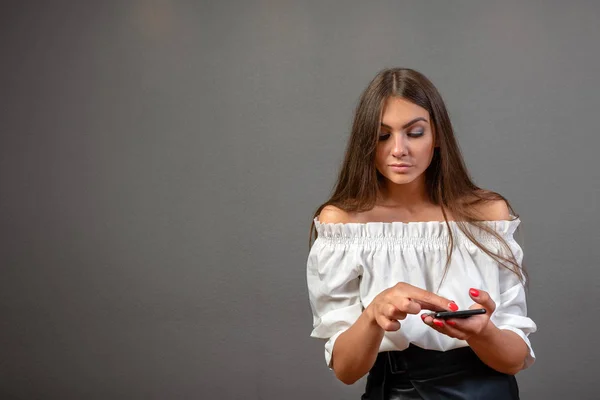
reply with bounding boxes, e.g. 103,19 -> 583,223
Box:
467,322 -> 528,375
331,307 -> 385,385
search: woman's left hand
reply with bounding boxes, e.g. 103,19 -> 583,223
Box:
421,288 -> 495,341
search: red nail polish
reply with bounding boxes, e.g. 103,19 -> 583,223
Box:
449,302 -> 459,312
447,320 -> 456,326
434,320 -> 444,327
469,288 -> 480,297
420,313 -> 427,320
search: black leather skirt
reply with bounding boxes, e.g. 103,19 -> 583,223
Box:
361,345 -> 519,400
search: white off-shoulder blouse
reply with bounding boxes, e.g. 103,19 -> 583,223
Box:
307,216 -> 536,370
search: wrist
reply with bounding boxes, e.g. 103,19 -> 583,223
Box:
363,304 -> 382,329
364,304 -> 376,323
468,320 -> 498,345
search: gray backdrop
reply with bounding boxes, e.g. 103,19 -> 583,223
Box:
1,1 -> 599,399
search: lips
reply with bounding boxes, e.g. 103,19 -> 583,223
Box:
389,163 -> 413,173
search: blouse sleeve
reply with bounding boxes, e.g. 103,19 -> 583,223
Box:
306,237 -> 362,368
490,228 -> 537,369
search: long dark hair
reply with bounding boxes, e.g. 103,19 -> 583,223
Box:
309,67 -> 526,287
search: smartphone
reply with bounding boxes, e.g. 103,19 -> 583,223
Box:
433,309 -> 486,319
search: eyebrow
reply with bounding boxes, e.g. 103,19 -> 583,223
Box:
380,117 -> 428,130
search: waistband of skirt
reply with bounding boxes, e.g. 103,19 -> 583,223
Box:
369,344 -> 492,381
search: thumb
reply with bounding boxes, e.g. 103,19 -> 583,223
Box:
468,288 -> 496,313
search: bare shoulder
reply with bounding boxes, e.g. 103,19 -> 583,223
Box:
317,205 -> 353,224
473,193 -> 511,221
460,191 -> 511,221
477,199 -> 511,221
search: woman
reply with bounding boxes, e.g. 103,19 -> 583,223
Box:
306,68 -> 536,399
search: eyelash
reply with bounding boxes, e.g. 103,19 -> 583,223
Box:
378,131 -> 424,141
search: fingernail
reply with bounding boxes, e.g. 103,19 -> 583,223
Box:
447,320 -> 456,326
434,320 -> 444,327
449,302 -> 459,312
469,288 -> 480,297
420,313 -> 427,320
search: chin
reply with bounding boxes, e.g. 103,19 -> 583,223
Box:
386,175 -> 419,185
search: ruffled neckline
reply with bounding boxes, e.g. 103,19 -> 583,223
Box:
313,216 -> 521,239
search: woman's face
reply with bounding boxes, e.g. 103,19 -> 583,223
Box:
375,96 -> 436,187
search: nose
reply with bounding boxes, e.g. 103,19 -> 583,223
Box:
391,133 -> 408,158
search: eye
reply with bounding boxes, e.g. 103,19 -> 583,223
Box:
407,128 -> 425,138
378,133 -> 391,141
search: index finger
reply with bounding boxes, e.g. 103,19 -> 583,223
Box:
405,286 -> 454,312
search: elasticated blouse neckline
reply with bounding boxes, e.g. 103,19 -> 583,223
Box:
313,216 -> 521,241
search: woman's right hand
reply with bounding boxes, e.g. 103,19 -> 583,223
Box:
366,282 -> 458,331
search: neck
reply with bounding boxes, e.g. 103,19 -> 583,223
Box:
378,176 -> 430,210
